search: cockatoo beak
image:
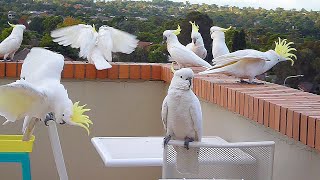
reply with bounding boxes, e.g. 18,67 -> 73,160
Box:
162,36 -> 167,44
187,77 -> 192,89
192,38 -> 197,44
8,22 -> 15,28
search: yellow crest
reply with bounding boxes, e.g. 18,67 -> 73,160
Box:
8,22 -> 15,28
189,21 -> 199,33
71,101 -> 93,135
92,24 -> 97,32
173,25 -> 181,36
274,37 -> 297,66
222,26 -> 232,32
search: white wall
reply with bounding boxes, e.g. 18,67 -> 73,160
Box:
201,101 -> 320,180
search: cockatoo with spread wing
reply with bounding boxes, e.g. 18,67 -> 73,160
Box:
51,24 -> 139,70
199,38 -> 297,84
0,47 -> 92,134
211,26 -> 231,59
162,66 -> 202,174
186,21 -> 207,59
0,22 -> 26,60
163,25 -> 211,69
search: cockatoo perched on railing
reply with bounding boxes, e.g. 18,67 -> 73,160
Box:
163,25 -> 211,69
199,38 -> 297,84
51,24 -> 139,70
186,21 -> 207,59
0,22 -> 26,61
211,26 -> 231,59
162,65 -> 202,174
0,48 -> 93,135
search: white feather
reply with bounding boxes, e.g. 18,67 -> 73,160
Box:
109,27 -> 139,54
0,25 -> 25,59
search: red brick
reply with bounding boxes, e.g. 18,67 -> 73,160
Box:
248,96 -> 254,120
293,111 -> 301,141
129,65 -> 140,79
119,64 -> 129,79
263,101 -> 270,127
108,64 -> 119,79
0,62 -> 4,77
236,91 -> 240,114
17,62 -> 22,77
240,93 -> 245,116
315,119 -> 320,150
286,110 -> 294,138
141,65 -> 151,80
253,97 -> 259,122
210,82 -> 214,103
308,117 -> 316,148
74,63 -> 85,79
62,62 -> 74,78
244,94 -> 249,118
280,107 -> 287,135
5,62 -> 17,78
269,103 -> 275,129
274,105 -> 281,131
85,64 -> 96,79
152,65 -> 161,80
258,99 -> 264,124
96,69 -> 108,79
300,115 -> 308,144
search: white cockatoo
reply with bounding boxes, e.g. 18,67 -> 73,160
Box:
162,65 -> 202,174
199,38 -> 297,84
186,21 -> 207,59
210,26 -> 231,59
0,47 -> 92,134
0,22 -> 26,60
163,25 -> 212,69
51,24 -> 139,70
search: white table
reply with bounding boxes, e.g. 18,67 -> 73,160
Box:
91,136 -> 229,167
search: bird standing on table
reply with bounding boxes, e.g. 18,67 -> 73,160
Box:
0,47 -> 92,135
186,21 -> 207,59
0,22 -> 26,61
163,25 -> 211,69
162,65 -> 202,174
199,38 -> 297,84
210,26 -> 231,59
51,24 -> 139,70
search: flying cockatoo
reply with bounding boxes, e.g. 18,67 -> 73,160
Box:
210,26 -> 231,59
162,65 -> 202,174
0,22 -> 26,60
0,47 -> 93,134
186,21 -> 207,59
199,38 -> 297,84
163,25 -> 212,69
51,24 -> 139,70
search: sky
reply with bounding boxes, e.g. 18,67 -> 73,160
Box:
114,0 -> 320,11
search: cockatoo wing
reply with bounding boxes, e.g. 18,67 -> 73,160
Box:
186,43 -> 193,50
109,27 -> 138,54
171,45 -> 212,68
0,80 -> 46,125
210,49 -> 269,69
97,28 -> 113,62
21,48 -> 64,84
190,99 -> 202,141
161,96 -> 169,131
0,36 -> 20,55
51,24 -> 96,58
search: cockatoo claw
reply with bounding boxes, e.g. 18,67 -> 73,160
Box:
239,80 -> 265,85
184,137 -> 194,150
163,135 -> 171,147
44,112 -> 55,126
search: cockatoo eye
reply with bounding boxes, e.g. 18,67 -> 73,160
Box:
62,114 -> 65,117
180,76 -> 183,78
